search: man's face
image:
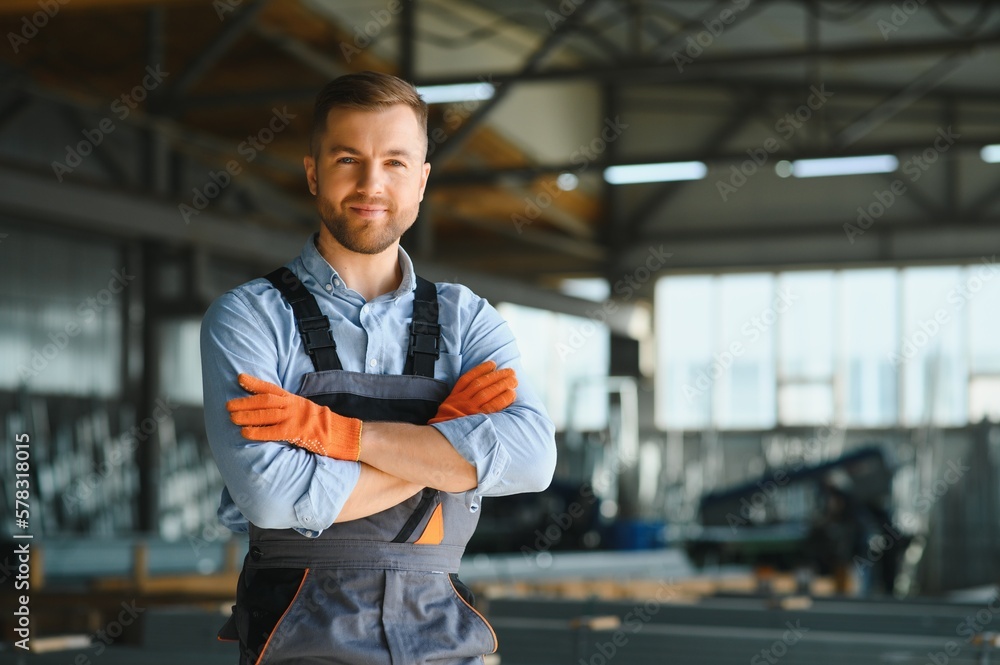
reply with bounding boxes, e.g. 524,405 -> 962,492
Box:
304,105 -> 430,255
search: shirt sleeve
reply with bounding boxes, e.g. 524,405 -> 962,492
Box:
430,296 -> 556,512
200,289 -> 360,536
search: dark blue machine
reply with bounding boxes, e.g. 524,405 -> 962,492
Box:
688,445 -> 903,593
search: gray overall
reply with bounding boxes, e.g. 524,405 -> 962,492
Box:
218,267 -> 497,665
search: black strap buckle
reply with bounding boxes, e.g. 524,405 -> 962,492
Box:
409,322 -> 441,359
300,315 -> 336,350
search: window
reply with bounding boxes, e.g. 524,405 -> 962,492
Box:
839,270 -> 897,426
966,260 -> 1000,422
0,223 -> 122,397
716,274 -> 777,429
160,318 -> 204,406
656,276 -> 712,429
899,267 -> 966,427
656,260 -> 1000,430
498,278 -> 610,431
656,274 -> 777,430
777,271 -> 834,425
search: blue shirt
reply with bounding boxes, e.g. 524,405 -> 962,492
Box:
200,234 -> 556,537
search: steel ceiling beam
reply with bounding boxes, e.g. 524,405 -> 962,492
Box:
166,0 -> 270,102
21,80 -> 303,177
250,22 -> 350,80
0,93 -> 30,133
616,217 -> 1000,274
966,179 -> 1000,218
624,94 -> 769,235
644,0 -> 767,64
601,81 -> 624,280
399,0 -> 416,82
57,105 -> 133,186
431,136 -> 1000,185
174,87 -> 319,112
945,101 -> 960,216
414,32 -> 1000,88
0,0 -> 203,11
632,215 -> 1000,245
654,77 -> 1000,104
0,162 -> 304,262
428,0 -> 606,166
172,78 -> 1000,112
146,5 -> 170,195
443,211 -> 605,262
0,163 -> 649,339
875,173 -> 948,221
835,51 -> 975,148
417,261 -> 651,340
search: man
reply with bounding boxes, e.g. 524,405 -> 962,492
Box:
200,70 -> 556,664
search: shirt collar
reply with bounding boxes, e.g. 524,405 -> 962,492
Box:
300,232 -> 417,300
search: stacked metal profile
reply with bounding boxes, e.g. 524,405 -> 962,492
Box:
486,594 -> 1000,665
157,408 -> 226,543
0,392 -> 223,540
0,392 -> 134,535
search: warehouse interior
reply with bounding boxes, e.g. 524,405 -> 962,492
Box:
2,0 -> 1000,662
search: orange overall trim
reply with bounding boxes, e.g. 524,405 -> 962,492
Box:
253,568 -> 311,665
414,503 -> 444,545
448,574 -> 498,655
217,635 -> 238,643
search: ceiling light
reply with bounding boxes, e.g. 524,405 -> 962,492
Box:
556,172 -> 579,191
981,144 -> 1000,163
416,83 -> 495,105
603,161 -> 707,185
789,154 -> 899,178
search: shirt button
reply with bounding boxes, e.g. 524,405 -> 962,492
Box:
369,358 -> 377,367
333,278 -> 340,287
325,283 -> 332,292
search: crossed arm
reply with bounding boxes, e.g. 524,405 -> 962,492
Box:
226,363 -> 515,521
328,424 -> 476,522
201,289 -> 555,533
337,465 -> 422,523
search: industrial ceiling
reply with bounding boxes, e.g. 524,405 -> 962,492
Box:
1,0 -> 999,285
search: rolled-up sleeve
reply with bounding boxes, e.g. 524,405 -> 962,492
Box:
430,297 -> 556,511
200,290 -> 360,536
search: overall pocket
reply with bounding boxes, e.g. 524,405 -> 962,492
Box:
448,573 -> 498,655
237,567 -> 310,665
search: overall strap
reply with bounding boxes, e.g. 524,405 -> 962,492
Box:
391,488 -> 439,543
264,267 -> 343,372
404,276 -> 440,378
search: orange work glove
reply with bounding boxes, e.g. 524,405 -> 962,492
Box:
226,374 -> 363,461
428,360 -> 517,424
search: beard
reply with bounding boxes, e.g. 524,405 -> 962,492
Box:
316,193 -> 418,255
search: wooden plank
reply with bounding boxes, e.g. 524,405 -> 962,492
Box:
474,573 -> 840,603
91,572 -> 240,595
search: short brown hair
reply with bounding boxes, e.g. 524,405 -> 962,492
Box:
310,71 -> 428,158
